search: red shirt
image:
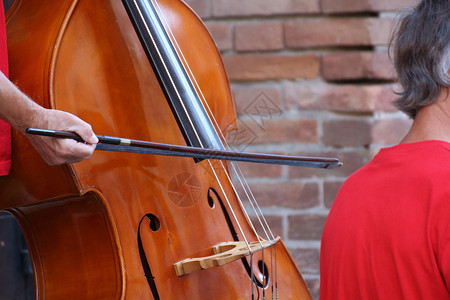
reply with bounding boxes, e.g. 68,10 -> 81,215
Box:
0,0 -> 11,176
321,141 -> 450,299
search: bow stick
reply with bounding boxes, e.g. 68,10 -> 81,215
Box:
26,128 -> 343,169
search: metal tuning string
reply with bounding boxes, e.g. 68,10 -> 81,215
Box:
27,1 -> 343,297
148,0 -> 259,267
124,2 -> 267,291
155,1 -> 277,295
121,0 -> 257,261
132,0 -> 260,280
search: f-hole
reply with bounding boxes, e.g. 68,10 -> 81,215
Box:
147,214 -> 161,232
258,260 -> 269,286
208,188 -> 269,288
137,214 -> 161,300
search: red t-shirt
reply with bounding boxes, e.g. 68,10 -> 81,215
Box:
320,141 -> 450,299
0,0 -> 11,176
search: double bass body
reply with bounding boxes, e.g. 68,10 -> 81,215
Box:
0,0 -> 312,298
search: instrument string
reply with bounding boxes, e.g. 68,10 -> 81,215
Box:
157,6 -> 280,292
270,246 -> 274,299
251,253 -> 255,300
147,0 -> 279,295
154,6 -> 273,292
137,0 -> 254,249
149,0 -> 259,247
154,1 -> 280,294
158,1 -> 275,243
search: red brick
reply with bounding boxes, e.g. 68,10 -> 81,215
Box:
205,22 -> 232,51
322,51 -> 395,81
237,181 -> 320,209
323,119 -> 372,147
235,22 -> 284,52
225,120 -> 257,150
322,117 -> 412,149
372,0 -> 420,11
228,118 -> 318,146
183,0 -> 212,18
288,214 -> 327,240
232,86 -> 282,116
324,180 -> 344,208
371,117 -> 412,145
249,215 -> 283,239
286,83 -> 399,113
285,82 -> 396,113
321,0 -> 420,13
289,150 -> 370,179
304,278 -> 320,300
235,161 -> 283,178
223,54 -> 320,81
285,18 -> 393,48
290,248 -> 320,274
375,83 -> 403,112
212,0 -> 319,17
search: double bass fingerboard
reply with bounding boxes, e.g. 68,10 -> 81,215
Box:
121,0 -> 224,153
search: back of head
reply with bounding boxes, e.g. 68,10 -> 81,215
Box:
391,0 -> 450,119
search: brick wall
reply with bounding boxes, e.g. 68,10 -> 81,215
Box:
184,0 -> 418,298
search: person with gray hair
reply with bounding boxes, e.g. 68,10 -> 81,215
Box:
392,0 -> 450,119
320,0 -> 449,299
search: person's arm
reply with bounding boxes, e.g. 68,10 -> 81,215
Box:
0,72 -> 98,165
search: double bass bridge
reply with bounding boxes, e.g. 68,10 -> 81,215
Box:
174,238 -> 279,276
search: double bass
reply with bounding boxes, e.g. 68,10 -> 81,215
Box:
0,0 -> 334,298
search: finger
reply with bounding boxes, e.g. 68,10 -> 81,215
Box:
57,138 -> 97,163
78,127 -> 99,145
67,121 -> 98,145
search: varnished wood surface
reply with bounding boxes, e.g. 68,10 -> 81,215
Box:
0,0 -> 312,299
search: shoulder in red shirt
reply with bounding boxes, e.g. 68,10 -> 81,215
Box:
321,141 -> 450,300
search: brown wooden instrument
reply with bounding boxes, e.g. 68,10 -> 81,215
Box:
0,0 -> 320,298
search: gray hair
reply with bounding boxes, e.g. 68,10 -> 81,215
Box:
390,0 -> 450,119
